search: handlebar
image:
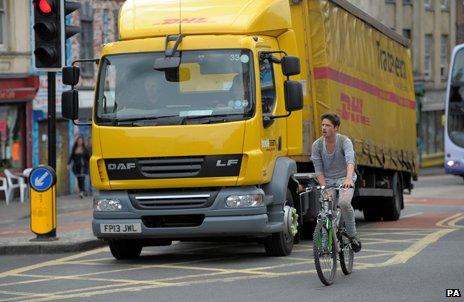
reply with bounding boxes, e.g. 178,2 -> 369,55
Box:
316,184 -> 354,190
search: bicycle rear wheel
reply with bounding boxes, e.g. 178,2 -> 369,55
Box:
313,221 -> 337,286
339,231 -> 354,275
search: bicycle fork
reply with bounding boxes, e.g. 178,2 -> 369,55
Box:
316,203 -> 341,254
333,207 -> 342,254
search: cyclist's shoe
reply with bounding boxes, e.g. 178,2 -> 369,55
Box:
349,236 -> 362,253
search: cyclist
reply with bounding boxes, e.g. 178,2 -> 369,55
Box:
311,112 -> 362,252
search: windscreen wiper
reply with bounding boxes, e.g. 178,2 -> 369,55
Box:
109,115 -> 181,126
180,113 -> 250,125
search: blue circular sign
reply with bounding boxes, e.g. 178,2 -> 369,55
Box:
29,166 -> 56,192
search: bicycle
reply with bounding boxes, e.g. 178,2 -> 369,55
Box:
311,185 -> 354,286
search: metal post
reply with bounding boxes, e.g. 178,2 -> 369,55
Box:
46,72 -> 57,238
47,72 -> 56,171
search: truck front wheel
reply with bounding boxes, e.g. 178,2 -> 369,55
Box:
264,189 -> 296,257
109,240 -> 143,260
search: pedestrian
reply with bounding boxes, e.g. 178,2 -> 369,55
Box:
85,136 -> 93,196
67,135 -> 90,199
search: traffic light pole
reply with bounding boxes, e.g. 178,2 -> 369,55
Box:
47,72 -> 56,172
31,0 -> 81,242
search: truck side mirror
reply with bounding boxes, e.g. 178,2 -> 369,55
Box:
154,57 -> 181,70
62,90 -> 79,120
281,56 -> 301,76
62,66 -> 80,86
284,80 -> 303,111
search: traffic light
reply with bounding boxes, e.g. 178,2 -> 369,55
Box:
32,0 -> 80,70
63,1 -> 80,39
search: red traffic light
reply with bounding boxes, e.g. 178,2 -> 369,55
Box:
33,0 -> 54,15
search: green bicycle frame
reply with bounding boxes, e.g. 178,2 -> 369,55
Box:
315,218 -> 334,252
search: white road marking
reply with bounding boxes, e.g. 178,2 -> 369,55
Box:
402,212 -> 423,218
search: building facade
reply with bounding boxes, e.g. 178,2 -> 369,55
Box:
349,0 -> 456,167
458,1 -> 464,44
0,0 -> 38,175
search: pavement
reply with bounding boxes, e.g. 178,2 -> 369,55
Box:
0,193 -> 105,255
0,166 -> 447,256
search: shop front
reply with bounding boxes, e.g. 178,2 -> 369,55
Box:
0,76 -> 39,173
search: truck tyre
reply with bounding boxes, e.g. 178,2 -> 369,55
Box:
382,173 -> 402,221
264,189 -> 295,256
363,202 -> 382,222
109,240 -> 143,260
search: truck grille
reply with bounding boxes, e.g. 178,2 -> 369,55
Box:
129,189 -> 219,209
138,157 -> 204,178
105,155 -> 242,180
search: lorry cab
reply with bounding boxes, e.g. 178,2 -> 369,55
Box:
62,0 -> 305,259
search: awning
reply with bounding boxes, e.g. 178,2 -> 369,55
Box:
0,76 -> 40,101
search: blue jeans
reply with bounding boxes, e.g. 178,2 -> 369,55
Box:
325,176 -> 357,238
85,174 -> 92,194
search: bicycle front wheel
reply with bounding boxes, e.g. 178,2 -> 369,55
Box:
313,221 -> 337,286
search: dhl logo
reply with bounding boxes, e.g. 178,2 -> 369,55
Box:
338,93 -> 370,126
155,18 -> 208,25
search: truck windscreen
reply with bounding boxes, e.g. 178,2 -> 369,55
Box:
95,49 -> 254,126
448,48 -> 464,147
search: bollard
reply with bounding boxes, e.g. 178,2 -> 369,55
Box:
29,165 -> 58,241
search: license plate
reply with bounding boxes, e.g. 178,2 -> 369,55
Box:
100,223 -> 142,233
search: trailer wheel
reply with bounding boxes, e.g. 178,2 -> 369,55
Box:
363,204 -> 382,222
264,189 -> 295,256
382,173 -> 402,221
109,240 -> 143,260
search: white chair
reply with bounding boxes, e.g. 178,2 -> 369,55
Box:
4,169 -> 26,204
0,176 -> 9,205
23,168 -> 32,177
21,168 -> 32,202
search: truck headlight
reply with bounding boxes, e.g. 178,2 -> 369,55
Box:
225,194 -> 263,208
94,198 -> 122,211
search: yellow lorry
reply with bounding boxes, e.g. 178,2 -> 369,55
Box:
62,0 -> 417,259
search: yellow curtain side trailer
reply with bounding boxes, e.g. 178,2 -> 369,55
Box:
290,0 -> 417,221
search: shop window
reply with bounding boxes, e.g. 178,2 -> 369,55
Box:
0,105 -> 25,170
421,110 -> 444,156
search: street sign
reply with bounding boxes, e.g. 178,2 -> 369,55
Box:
29,166 -> 56,192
